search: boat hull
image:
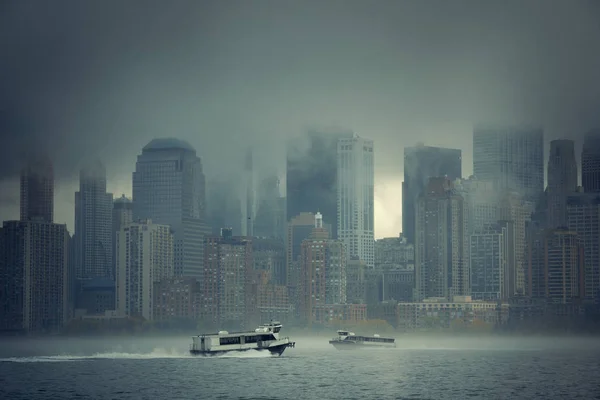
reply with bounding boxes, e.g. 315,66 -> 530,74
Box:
329,340 -> 396,350
190,342 -> 294,357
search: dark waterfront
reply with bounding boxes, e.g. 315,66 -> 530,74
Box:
1,336 -> 599,400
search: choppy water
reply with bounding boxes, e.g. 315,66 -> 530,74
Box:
1,336 -> 599,399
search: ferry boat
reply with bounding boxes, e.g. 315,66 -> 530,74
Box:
329,330 -> 396,350
189,321 -> 295,356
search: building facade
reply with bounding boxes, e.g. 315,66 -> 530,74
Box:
546,140 -> 578,229
20,156 -> 54,223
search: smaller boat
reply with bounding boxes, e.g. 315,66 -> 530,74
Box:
329,330 -> 396,350
189,321 -> 295,356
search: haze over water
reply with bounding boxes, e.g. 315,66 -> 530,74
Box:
1,336 -> 599,399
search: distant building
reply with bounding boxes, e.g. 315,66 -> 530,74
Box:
473,125 -> 544,200
202,232 -> 252,328
206,176 -> 243,236
527,229 -> 584,303
254,175 -> 286,241
75,278 -> 115,316
582,130 -> 600,193
415,177 -> 469,301
20,156 -> 54,223
153,277 -> 200,322
75,161 -> 113,280
546,140 -> 577,228
286,129 -> 353,239
374,235 -> 414,270
252,237 -> 286,286
0,220 -> 70,333
115,220 -> 174,321
337,135 -> 375,268
112,195 -> 133,278
402,144 -> 462,244
299,212 -> 347,325
346,258 -> 367,304
133,138 -> 209,279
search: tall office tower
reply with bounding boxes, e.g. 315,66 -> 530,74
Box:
287,129 -> 354,239
206,177 -> 243,236
254,175 -> 286,241
582,130 -> 600,193
202,232 -> 252,328
454,177 -> 499,234
0,220 -> 69,333
115,220 -> 174,321
20,155 -> 54,223
402,144 -> 462,244
112,195 -> 133,277
414,177 -> 469,301
337,135 -> 375,268
253,237 -> 286,285
567,193 -> 600,301
242,148 -> 255,237
470,221 -> 515,301
497,192 -> 535,297
547,140 -> 577,228
133,138 -> 209,279
527,229 -> 584,303
473,125 -> 544,200
74,161 -> 113,280
299,212 -> 347,325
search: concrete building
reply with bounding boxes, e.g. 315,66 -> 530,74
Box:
473,125 -> 544,200
567,192 -> 600,301
402,144 -> 462,244
75,161 -> 113,280
470,221 -> 515,301
527,229 -> 584,303
547,140 -> 578,229
0,220 -> 69,333
415,177 -> 469,301
20,156 -> 54,223
115,220 -> 174,321
299,212 -> 347,325
112,195 -> 133,277
133,138 -> 209,279
286,129 -> 353,239
201,231 -> 252,328
337,135 -> 375,268
582,130 -> 600,193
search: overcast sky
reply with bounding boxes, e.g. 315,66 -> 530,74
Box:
1,0 -> 599,238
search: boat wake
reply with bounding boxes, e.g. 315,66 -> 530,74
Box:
0,347 -> 191,363
215,350 -> 276,359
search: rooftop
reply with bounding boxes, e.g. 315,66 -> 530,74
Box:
143,138 -> 196,152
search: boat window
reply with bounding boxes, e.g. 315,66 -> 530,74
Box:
220,336 -> 241,345
245,336 -> 258,343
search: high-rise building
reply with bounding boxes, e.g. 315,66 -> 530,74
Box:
201,232 -> 252,328
206,176 -> 243,236
414,177 -> 469,301
299,212 -> 347,325
547,140 -> 577,228
286,129 -> 353,239
242,148 -> 255,237
115,220 -> 174,320
254,175 -> 286,241
527,229 -> 584,303
470,221 -> 515,301
253,237 -> 286,286
337,135 -> 375,268
20,156 -> 54,223
0,220 -> 69,333
112,195 -> 133,277
567,192 -> 600,301
132,138 -> 209,279
74,161 -> 113,280
582,130 -> 600,193
473,125 -> 544,200
374,235 -> 414,270
402,144 -> 462,244
454,178 -> 499,234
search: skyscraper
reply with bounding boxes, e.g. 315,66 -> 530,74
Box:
242,148 -> 254,237
402,144 -> 462,244
547,140 -> 577,228
20,156 -> 54,223
337,135 -> 375,268
254,175 -> 286,241
132,138 -> 209,278
414,177 -> 469,301
473,125 -> 544,200
115,220 -> 174,320
112,195 -> 133,277
582,130 -> 600,193
286,129 -> 353,239
75,161 -> 113,279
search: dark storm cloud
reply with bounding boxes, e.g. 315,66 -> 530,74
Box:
1,0 -> 600,233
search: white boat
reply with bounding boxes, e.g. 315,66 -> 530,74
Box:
189,321 -> 295,356
329,330 -> 396,350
